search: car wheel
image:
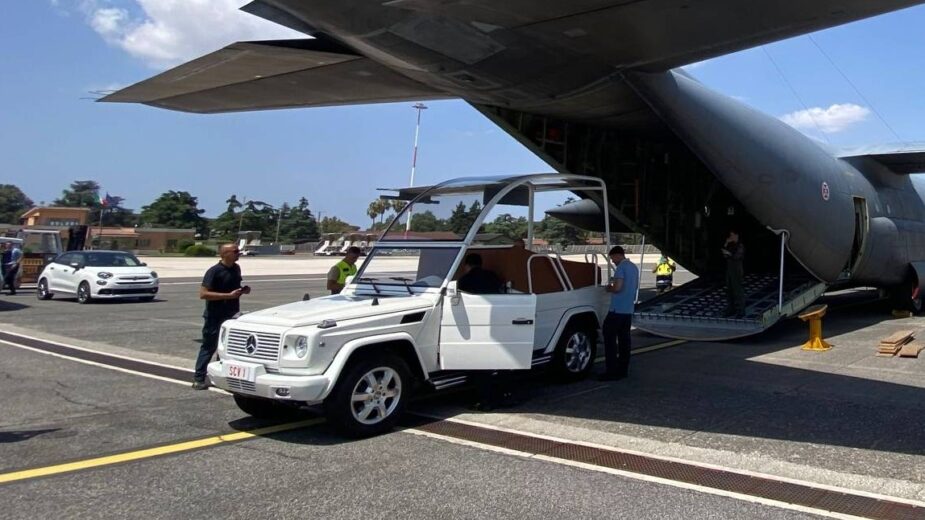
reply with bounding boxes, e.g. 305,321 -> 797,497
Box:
77,281 -> 92,304
324,353 -> 410,438
232,393 -> 302,420
36,278 -> 53,300
553,322 -> 597,382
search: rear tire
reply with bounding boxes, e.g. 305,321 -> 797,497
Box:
553,322 -> 598,382
232,394 -> 302,420
37,278 -> 53,300
324,353 -> 410,438
77,282 -> 92,304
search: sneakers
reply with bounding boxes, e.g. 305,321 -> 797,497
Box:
191,380 -> 209,390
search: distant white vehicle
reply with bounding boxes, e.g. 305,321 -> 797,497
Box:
209,174 -> 612,437
36,250 -> 159,303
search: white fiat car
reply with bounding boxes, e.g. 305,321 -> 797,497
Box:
36,250 -> 159,303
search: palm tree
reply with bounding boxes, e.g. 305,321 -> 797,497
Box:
367,201 -> 380,228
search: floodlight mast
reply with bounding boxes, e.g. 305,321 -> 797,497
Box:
406,103 -> 428,232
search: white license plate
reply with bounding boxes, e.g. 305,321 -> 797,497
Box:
223,360 -> 260,382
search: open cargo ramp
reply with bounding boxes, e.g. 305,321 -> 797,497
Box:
634,273 -> 827,341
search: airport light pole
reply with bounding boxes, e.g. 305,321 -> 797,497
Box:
406,102 -> 428,232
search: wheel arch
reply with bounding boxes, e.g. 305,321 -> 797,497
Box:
321,333 -> 427,397
543,307 -> 601,354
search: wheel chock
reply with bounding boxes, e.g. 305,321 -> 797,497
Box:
798,304 -> 832,351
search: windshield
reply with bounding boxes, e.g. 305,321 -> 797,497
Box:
84,252 -> 144,267
353,247 -> 460,290
381,181 -> 518,242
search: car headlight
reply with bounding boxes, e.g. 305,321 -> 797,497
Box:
219,326 -> 228,349
97,272 -> 113,279
294,336 -> 309,358
150,271 -> 158,279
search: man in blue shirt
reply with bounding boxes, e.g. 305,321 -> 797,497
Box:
600,246 -> 638,380
1,242 -> 22,295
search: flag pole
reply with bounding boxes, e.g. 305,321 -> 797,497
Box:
97,206 -> 104,250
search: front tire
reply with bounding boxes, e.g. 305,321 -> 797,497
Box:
324,353 -> 410,438
77,281 -> 92,304
553,323 -> 598,382
37,278 -> 53,300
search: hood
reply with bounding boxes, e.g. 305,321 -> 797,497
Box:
234,294 -> 434,328
85,266 -> 154,276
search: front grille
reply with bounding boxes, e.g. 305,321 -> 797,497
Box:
226,329 -> 281,362
226,378 -> 256,393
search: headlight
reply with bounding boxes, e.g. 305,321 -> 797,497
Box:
97,272 -> 113,279
294,336 -> 309,358
219,326 -> 228,348
150,271 -> 158,278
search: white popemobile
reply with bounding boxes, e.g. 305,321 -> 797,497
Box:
209,174 -> 614,436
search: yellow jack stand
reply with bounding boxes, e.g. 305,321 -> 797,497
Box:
799,304 -> 832,351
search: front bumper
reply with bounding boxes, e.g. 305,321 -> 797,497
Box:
207,360 -> 331,404
92,284 -> 159,298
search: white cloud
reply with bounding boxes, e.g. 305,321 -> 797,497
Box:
64,0 -> 304,69
780,103 -> 871,134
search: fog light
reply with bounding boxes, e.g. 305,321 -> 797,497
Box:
96,280 -> 107,286
275,387 -> 290,397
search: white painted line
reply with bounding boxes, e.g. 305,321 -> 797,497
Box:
0,334 -> 229,395
0,330 -> 191,372
416,414 -> 925,509
403,427 -> 863,519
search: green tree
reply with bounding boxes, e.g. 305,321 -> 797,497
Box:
139,191 -> 207,235
409,210 -> 442,232
0,184 -> 34,224
279,198 -> 319,242
320,216 -> 357,234
54,180 -> 101,208
210,194 -> 243,239
484,214 -> 528,241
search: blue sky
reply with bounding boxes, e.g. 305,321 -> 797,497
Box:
2,2 -> 924,226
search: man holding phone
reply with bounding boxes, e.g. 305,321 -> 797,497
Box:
599,246 -> 638,381
193,243 -> 251,390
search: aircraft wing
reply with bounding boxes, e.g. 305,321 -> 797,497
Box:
841,149 -> 925,174
100,38 -> 452,113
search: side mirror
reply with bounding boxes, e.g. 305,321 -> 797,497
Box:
140,262 -> 147,266
70,262 -> 81,269
302,293 -> 311,301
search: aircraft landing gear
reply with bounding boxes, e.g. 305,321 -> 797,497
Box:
889,280 -> 923,315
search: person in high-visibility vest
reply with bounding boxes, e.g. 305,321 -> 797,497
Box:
327,246 -> 361,295
652,255 -> 677,294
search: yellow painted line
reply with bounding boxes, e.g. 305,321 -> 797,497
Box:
593,338 -> 687,364
0,418 -> 322,485
633,339 -> 686,354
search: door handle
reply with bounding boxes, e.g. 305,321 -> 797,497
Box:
512,318 -> 534,325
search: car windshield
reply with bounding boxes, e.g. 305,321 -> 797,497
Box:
380,181 -> 516,242
84,252 -> 143,267
353,247 -> 459,290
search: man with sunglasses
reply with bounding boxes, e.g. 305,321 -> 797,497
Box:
193,243 -> 251,390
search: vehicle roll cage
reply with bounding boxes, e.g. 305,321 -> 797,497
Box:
370,173 -> 614,289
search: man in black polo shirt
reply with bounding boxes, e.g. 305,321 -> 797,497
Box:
457,253 -> 503,294
193,243 -> 250,389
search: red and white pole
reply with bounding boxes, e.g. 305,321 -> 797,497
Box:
406,103 -> 428,232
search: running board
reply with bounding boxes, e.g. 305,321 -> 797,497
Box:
634,274 -> 827,341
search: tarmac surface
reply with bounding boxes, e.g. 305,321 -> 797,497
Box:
1,256 -> 924,519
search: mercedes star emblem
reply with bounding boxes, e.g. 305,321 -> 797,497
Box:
245,334 -> 258,355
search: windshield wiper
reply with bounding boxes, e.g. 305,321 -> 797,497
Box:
390,277 -> 414,295
357,277 -> 382,294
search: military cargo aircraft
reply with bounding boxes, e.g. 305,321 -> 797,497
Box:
103,0 -> 925,340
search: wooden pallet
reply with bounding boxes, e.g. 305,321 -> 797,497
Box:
878,330 -> 915,357
899,341 -> 924,358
